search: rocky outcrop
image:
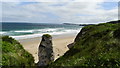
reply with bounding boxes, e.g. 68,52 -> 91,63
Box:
75,26 -> 92,42
38,34 -> 54,66
67,43 -> 75,49
67,27 -> 91,49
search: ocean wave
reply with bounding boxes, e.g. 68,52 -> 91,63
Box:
13,28 -> 63,33
0,32 -> 7,34
14,30 -> 34,33
34,28 -> 64,32
10,28 -> 81,40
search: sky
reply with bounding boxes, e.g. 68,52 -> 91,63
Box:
1,0 -> 119,24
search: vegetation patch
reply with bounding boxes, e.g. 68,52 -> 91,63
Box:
1,36 -> 35,67
43,34 -> 52,38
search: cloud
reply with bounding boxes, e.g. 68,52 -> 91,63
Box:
1,1 -> 119,24
1,0 -> 119,2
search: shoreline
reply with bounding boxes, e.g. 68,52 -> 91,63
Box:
17,33 -> 77,63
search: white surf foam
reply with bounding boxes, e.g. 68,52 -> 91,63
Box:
0,32 -> 6,34
13,28 -> 63,33
10,28 -> 82,40
14,30 -> 34,33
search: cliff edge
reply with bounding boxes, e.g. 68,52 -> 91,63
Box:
48,20 -> 120,67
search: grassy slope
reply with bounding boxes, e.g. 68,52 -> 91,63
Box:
48,21 -> 120,67
1,36 -> 35,66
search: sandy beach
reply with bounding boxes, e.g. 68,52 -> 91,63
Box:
17,34 -> 77,63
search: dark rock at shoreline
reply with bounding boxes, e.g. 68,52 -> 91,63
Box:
79,24 -> 95,26
63,23 -> 79,25
38,34 -> 54,66
67,43 -> 75,49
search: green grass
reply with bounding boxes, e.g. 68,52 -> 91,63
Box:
48,21 -> 120,67
43,34 -> 52,38
1,36 -> 35,67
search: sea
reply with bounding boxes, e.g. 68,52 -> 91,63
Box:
1,22 -> 83,40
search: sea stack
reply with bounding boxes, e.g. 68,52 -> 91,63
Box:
38,34 -> 54,66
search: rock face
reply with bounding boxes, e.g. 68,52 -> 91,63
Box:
67,28 -> 89,49
67,43 -> 75,49
38,34 -> 54,66
75,27 -> 90,42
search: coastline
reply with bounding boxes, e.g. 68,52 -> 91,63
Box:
17,33 -> 77,63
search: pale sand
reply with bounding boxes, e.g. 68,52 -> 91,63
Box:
17,34 -> 76,63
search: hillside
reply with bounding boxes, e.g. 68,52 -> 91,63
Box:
1,36 -> 35,67
48,20 -> 120,67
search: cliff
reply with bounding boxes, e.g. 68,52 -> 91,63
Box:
48,20 -> 120,67
1,36 -> 35,67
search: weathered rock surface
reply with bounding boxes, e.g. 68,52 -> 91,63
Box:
67,28 -> 88,49
38,34 -> 54,66
75,27 -> 90,42
67,43 -> 75,49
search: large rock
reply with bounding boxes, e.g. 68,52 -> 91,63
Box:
38,34 -> 54,66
